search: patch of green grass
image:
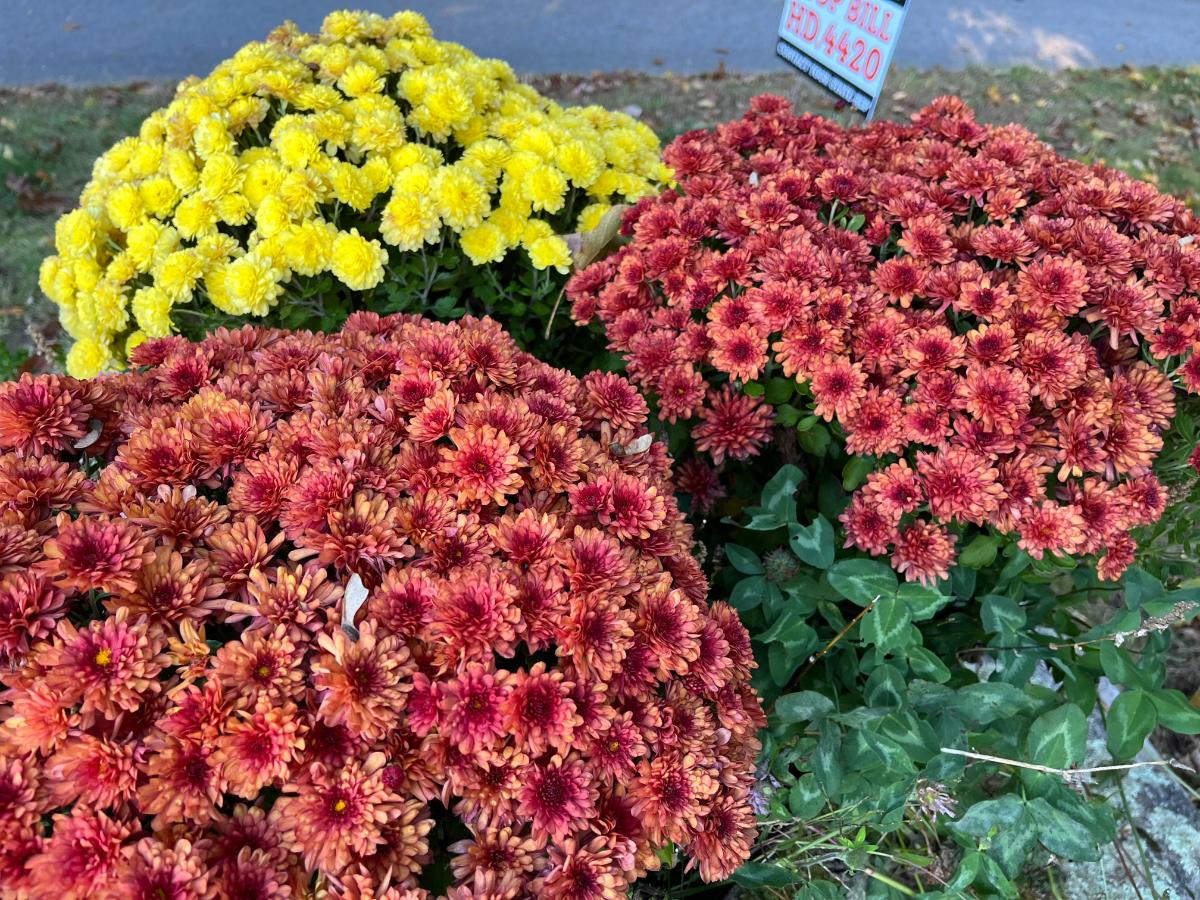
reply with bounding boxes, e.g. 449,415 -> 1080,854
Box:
0,83 -> 172,355
3,68 -> 1199,360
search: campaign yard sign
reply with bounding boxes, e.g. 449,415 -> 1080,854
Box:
776,0 -> 908,118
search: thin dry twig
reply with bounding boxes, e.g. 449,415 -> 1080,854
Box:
940,747 -> 1197,780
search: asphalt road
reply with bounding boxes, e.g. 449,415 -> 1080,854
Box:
2,0 -> 1197,85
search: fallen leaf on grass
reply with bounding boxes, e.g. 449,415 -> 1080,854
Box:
5,173 -> 71,215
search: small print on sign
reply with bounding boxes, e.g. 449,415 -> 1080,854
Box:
776,0 -> 908,118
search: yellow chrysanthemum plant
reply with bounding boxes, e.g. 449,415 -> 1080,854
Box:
40,9 -> 667,376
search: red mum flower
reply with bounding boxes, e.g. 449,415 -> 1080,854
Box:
891,520 -> 958,585
517,753 -> 598,844
917,447 -> 1004,525
533,837 -> 625,900
26,808 -> 131,898
0,571 -> 65,666
138,733 -> 226,828
45,733 -> 139,808
693,388 -> 773,464
39,513 -> 153,594
0,374 -> 94,456
631,753 -> 718,844
810,357 -> 868,422
442,425 -> 524,506
439,662 -> 512,757
216,698 -> 306,797
117,837 -> 209,900
504,662 -> 581,756
1016,501 -> 1086,559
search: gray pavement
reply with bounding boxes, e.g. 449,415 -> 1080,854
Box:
2,0 -> 1198,85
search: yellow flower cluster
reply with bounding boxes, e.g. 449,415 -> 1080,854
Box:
41,10 -> 667,376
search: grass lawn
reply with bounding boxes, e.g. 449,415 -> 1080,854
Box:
2,65 -> 1199,366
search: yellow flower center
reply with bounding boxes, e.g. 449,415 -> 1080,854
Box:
333,799 -> 348,813
608,740 -> 622,753
256,664 -> 271,677
94,647 -> 113,666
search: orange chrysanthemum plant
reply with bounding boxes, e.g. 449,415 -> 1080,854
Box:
0,314 -> 763,897
567,95 -> 1200,584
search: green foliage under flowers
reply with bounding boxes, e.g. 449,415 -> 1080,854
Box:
174,241 -> 613,373
717,461 -> 1200,897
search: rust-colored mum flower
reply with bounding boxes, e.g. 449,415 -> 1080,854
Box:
275,753 -> 398,874
312,621 -> 414,741
41,607 -> 169,719
0,314 -> 760,895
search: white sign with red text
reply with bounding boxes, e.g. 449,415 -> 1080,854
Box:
776,0 -> 908,118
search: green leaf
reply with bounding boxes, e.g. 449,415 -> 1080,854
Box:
742,464 -> 805,530
724,544 -> 764,575
908,645 -> 952,683
789,516 -> 834,569
1026,704 -> 1087,769
861,597 -> 913,652
765,376 -> 796,405
898,582 -> 952,621
768,642 -> 806,687
865,664 -> 906,709
742,381 -> 765,398
777,691 -> 835,724
827,559 -> 898,606
941,682 -> 1036,726
952,796 -> 1037,879
981,594 -> 1026,634
730,576 -> 769,611
946,852 -> 983,892
959,533 -> 1001,569
813,722 -> 843,799
757,609 -> 818,648
841,456 -> 874,491
797,422 -> 831,455
789,774 -> 826,818
1150,689 -> 1200,734
1106,689 -> 1157,759
1099,642 -> 1147,689
1027,797 -> 1101,861
731,862 -> 801,887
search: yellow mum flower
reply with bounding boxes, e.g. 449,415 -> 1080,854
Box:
156,250 -> 206,303
556,140 -> 604,188
433,166 -> 490,230
525,164 -> 568,214
459,223 -> 507,265
131,286 -> 174,337
105,184 -> 144,231
174,195 -> 219,240
527,235 -> 572,274
125,330 -> 149,356
330,229 -> 387,290
577,202 -> 612,233
284,220 -> 335,276
139,176 -> 181,217
381,192 -> 441,251
66,337 -> 111,379
339,60 -> 384,97
243,154 -> 285,208
214,253 -> 285,317
55,210 -> 98,258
